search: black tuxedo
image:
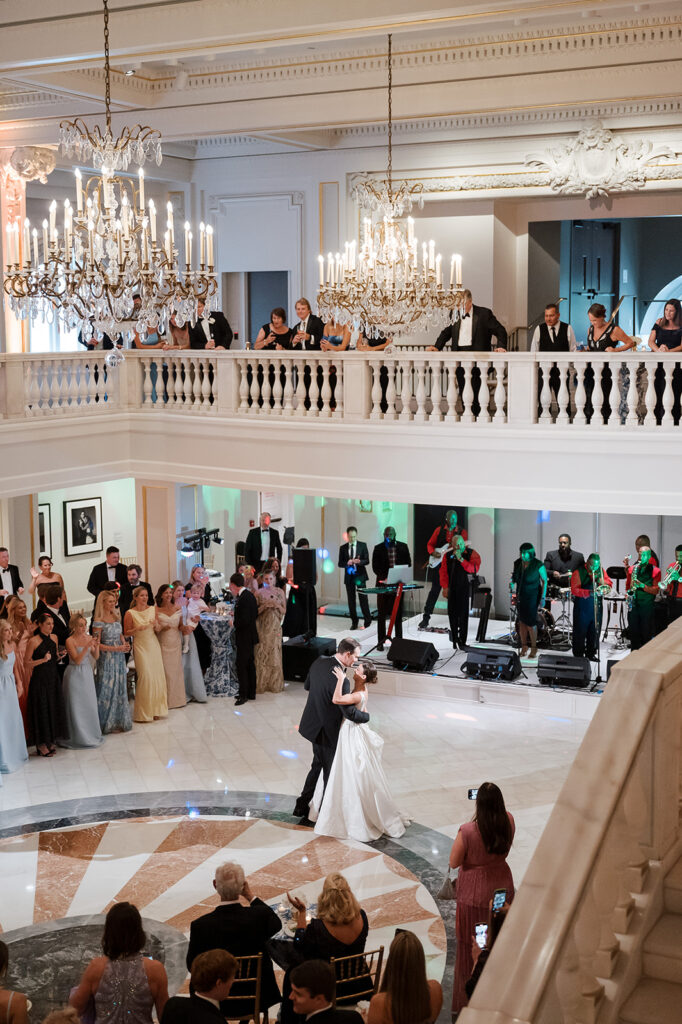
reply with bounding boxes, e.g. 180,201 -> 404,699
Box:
31,600 -> 70,646
371,540 -> 412,646
301,1010 -> 364,1024
433,305 -> 507,351
338,541 -> 371,627
86,561 -> 128,598
119,579 -> 154,619
189,311 -> 233,350
0,563 -> 24,613
244,527 -> 283,573
186,898 -> 282,1012
233,588 -> 259,701
293,314 -> 325,350
294,655 -> 370,816
161,995 -> 223,1024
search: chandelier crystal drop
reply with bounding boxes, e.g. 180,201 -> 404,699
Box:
317,34 -> 465,338
3,0 -> 216,344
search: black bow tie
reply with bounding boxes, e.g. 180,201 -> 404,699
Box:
461,313 -> 470,319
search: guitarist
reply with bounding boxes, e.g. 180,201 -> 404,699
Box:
419,509 -> 468,630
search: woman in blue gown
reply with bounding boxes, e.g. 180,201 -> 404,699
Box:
0,620 -> 29,774
60,613 -> 104,748
93,590 -> 132,733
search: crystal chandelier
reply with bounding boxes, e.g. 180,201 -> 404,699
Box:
317,35 -> 465,338
3,0 -> 217,344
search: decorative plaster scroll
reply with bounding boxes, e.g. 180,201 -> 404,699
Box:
8,146 -> 56,184
525,120 -> 677,199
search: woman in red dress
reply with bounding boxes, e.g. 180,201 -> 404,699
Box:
450,782 -> 515,1012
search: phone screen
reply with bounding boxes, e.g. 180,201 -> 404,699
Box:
475,923 -> 488,949
492,889 -> 506,912
468,788 -> 478,800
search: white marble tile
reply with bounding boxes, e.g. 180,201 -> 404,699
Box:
0,832 -> 40,931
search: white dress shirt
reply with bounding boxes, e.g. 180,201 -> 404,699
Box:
0,567 -> 14,594
201,316 -> 212,342
260,529 -> 270,561
530,322 -> 577,352
458,313 -> 473,348
107,564 -> 117,582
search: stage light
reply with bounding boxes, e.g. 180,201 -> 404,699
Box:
317,547 -> 324,558
323,558 -> 335,574
321,548 -> 329,559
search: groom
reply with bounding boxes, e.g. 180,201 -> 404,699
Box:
293,637 -> 369,824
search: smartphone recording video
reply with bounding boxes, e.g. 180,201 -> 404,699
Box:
474,922 -> 488,949
468,788 -> 478,800
492,888 -> 506,912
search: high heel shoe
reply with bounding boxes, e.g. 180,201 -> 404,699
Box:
520,647 -> 528,658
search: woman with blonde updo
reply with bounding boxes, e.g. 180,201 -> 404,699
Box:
124,587 -> 167,723
60,612 -> 102,748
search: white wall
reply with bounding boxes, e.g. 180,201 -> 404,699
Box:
37,478 -> 137,611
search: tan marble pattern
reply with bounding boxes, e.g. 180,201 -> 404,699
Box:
33,824 -> 108,923
361,884 -> 436,930
244,835 -> 380,900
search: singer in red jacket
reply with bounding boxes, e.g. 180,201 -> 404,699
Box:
440,535 -> 481,652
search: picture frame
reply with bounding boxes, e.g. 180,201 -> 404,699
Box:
63,497 -> 103,557
38,503 -> 52,559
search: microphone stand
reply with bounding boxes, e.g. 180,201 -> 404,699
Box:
590,573 -> 604,692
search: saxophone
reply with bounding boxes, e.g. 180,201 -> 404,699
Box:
627,559 -> 641,611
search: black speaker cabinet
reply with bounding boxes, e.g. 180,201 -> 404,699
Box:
292,548 -> 317,587
282,636 -> 336,682
462,647 -> 522,682
537,653 -> 591,688
387,638 -> 439,672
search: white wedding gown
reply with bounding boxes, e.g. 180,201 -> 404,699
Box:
310,691 -> 410,842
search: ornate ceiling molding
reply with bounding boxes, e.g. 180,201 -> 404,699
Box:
0,146 -> 56,185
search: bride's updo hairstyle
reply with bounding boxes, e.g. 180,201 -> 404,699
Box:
317,873 -> 361,925
358,660 -> 378,685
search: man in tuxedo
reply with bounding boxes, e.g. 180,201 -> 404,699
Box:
186,862 -> 282,1018
371,527 -> 412,651
244,513 -> 283,574
293,638 -> 368,822
87,546 -> 128,600
338,526 -> 371,630
0,547 -> 24,613
32,582 -> 70,673
162,950 -> 237,1024
119,563 -> 154,619
229,572 -> 259,706
189,299 -> 233,350
289,961 -> 364,1024
440,534 -> 481,652
292,297 -> 325,350
428,290 -> 508,353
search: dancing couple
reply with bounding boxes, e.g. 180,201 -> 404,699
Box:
293,637 -> 409,842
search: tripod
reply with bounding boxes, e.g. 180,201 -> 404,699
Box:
590,588 -> 605,691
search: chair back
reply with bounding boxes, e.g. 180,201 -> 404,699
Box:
221,952 -> 262,1022
331,945 -> 384,1005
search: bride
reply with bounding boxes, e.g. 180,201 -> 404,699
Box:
311,661 -> 410,842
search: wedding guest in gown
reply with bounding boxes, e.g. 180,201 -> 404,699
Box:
59,613 -> 103,749
281,873 -> 369,1024
367,930 -> 442,1024
0,621 -> 29,774
255,570 -> 286,693
263,557 -> 287,590
648,298 -> 682,424
312,663 -> 409,842
124,587 -> 168,723
28,555 -> 67,606
0,941 -> 30,1024
25,613 -> 66,757
4,597 -> 34,733
70,902 -> 168,1024
155,584 -> 186,710
450,781 -> 515,1013
242,565 -> 258,594
93,589 -> 132,734
189,564 -> 212,673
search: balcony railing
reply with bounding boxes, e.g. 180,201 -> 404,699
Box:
1,349 -> 681,429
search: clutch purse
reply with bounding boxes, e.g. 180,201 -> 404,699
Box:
437,871 -> 456,901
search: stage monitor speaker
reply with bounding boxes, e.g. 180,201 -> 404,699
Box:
282,636 -> 336,682
293,548 -> 317,587
387,638 -> 438,673
462,647 -> 522,682
537,653 -> 591,688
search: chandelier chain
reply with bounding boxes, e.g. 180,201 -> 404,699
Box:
387,33 -> 392,195
103,0 -> 111,130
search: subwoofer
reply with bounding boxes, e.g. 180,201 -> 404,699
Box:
387,638 -> 439,672
282,636 -> 336,682
462,647 -> 522,681
537,653 -> 591,688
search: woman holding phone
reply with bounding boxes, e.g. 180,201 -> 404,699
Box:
254,308 -> 296,350
449,782 -> 515,1013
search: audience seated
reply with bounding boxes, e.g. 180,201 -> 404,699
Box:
0,940 -> 29,1024
161,950 -> 237,1024
70,902 -> 168,1024
186,862 -> 282,1018
367,930 -> 442,1024
289,961 -> 363,1024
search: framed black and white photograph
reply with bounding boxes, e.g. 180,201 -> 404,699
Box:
63,497 -> 103,556
38,503 -> 52,559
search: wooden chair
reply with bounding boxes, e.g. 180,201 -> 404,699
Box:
222,952 -> 264,1023
331,946 -> 384,1006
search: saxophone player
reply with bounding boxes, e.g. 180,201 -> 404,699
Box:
570,554 -> 612,660
626,546 -> 661,650
662,544 -> 682,624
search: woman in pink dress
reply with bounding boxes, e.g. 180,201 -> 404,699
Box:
450,782 -> 515,1013
4,597 -> 35,735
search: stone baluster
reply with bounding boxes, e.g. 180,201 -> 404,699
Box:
493,361 -> 506,423
282,359 -> 295,416
370,362 -> 383,421
626,361 -> 640,427
306,359 -> 319,417
190,358 -> 202,411
334,361 -> 344,417
399,360 -> 412,421
460,362 -> 474,423
573,362 -> 587,426
320,360 -> 332,417
642,361 -> 657,428
165,357 -> 177,407
86,360 -> 98,407
201,359 -> 213,410
37,360 -> 51,413
384,361 -> 397,420
76,360 -> 88,410
446,363 -> 459,422
141,360 -> 154,406
26,361 -> 40,416
271,360 -> 283,414
246,359 -> 259,412
260,360 -> 272,412
591,361 -> 604,425
238,359 -> 250,412
479,363 -> 493,424
606,363 -> 624,430
53,361 -> 66,412
556,362 -> 570,425
413,359 -> 427,422
292,359 -> 307,417
538,361 -> 553,422
661,362 -> 675,428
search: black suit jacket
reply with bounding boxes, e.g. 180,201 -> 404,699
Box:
293,314 -> 325,350
86,561 -> 129,598
161,994 -> 224,1024
371,540 -> 412,583
434,305 -> 507,352
244,527 -> 282,569
186,899 -> 282,1010
304,1010 -> 364,1024
0,563 -> 24,612
31,600 -> 70,647
189,311 -> 233,350
119,579 -> 154,619
234,589 -> 259,646
298,655 -> 370,747
338,541 -> 369,584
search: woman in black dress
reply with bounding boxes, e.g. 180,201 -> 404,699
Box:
511,543 -> 547,659
585,302 -> 635,423
648,298 -> 682,424
254,307 -> 297,350
24,613 -> 66,756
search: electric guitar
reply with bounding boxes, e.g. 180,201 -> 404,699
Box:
427,543 -> 451,569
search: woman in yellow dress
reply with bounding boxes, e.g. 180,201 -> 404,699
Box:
255,570 -> 287,693
124,587 -> 168,723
